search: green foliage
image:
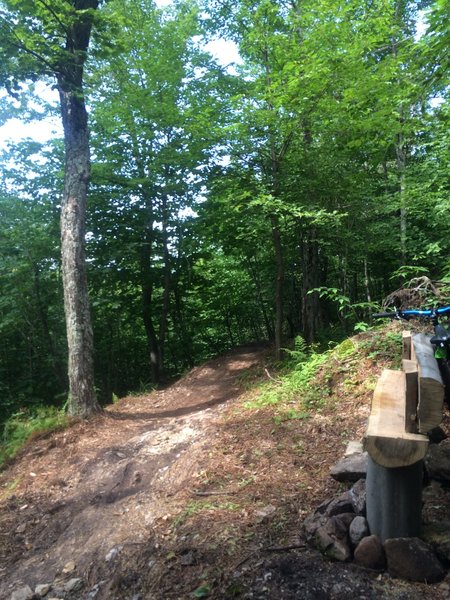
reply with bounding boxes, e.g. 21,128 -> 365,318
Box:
247,341 -> 330,410
358,330 -> 403,367
0,0 -> 448,425
0,406 -> 69,467
192,584 -> 211,598
282,336 -> 309,365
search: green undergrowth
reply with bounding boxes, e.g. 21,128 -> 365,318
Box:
0,406 -> 70,469
245,328 -> 402,422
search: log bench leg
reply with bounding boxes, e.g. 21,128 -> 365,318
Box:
366,457 -> 424,543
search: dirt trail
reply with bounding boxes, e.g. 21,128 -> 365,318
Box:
0,345 -> 267,598
1,339 -> 449,600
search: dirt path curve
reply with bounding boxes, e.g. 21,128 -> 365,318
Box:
0,344 -> 267,599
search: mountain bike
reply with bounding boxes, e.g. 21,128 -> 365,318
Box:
372,304 -> 450,404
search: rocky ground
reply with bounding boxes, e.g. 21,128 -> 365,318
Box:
1,333 -> 450,599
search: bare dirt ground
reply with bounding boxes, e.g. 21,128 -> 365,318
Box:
0,338 -> 449,599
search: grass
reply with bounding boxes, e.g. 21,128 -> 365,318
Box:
174,499 -> 241,528
243,329 -> 402,425
0,406 -> 70,468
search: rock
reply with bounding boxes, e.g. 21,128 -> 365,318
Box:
314,513 -> 354,562
64,577 -> 83,593
349,478 -> 366,515
255,504 -> 277,523
330,452 -> 368,482
354,534 -> 385,570
427,426 -> 447,444
349,516 -> 369,548
62,559 -> 76,574
35,583 -> 52,596
325,491 -> 355,517
302,492 -> 354,542
384,537 -> 445,583
421,521 -> 450,562
15,523 -> 26,534
180,550 -> 196,566
303,510 -> 327,542
344,440 -> 364,456
424,439 -> 450,482
10,586 -> 34,600
105,546 -> 122,562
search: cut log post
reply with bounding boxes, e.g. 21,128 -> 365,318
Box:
412,333 -> 444,433
366,456 -> 424,543
402,331 -> 412,360
402,359 -> 418,433
364,331 -> 446,543
364,369 -> 428,468
364,369 -> 428,541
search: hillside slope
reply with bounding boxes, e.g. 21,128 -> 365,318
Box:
0,332 -> 449,599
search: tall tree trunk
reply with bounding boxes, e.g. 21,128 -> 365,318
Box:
140,234 -> 160,383
158,194 -> 172,375
271,214 -> 285,360
391,5 -> 409,265
246,257 -> 274,340
33,265 -> 67,391
301,232 -> 321,343
58,1 -> 100,417
396,129 -> 408,264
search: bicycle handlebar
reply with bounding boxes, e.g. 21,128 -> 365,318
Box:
373,305 -> 450,321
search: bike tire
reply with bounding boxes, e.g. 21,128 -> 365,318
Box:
437,357 -> 450,408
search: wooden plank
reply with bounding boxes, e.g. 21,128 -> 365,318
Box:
364,369 -> 428,468
402,331 -> 412,360
402,358 -> 418,433
412,333 -> 444,433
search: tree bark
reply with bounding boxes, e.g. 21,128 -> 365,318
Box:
140,231 -> 160,384
58,1 -> 100,417
271,214 -> 285,360
157,194 -> 172,376
301,231 -> 321,343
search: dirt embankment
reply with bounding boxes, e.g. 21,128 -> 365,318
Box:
0,339 -> 449,599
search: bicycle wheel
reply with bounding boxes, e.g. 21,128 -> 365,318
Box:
436,357 -> 450,408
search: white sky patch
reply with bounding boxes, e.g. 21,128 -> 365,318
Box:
205,38 -> 242,71
0,118 -> 61,148
0,82 -> 62,150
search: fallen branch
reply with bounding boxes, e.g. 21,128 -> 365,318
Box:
232,549 -> 260,570
264,368 -> 282,384
265,543 -> 306,552
191,489 -> 234,497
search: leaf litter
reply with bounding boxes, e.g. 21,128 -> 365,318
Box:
0,334 -> 449,599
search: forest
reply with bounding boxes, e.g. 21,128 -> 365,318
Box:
0,0 -> 449,431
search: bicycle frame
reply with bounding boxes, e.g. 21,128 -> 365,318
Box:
373,304 -> 450,402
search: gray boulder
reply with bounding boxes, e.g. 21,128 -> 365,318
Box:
349,516 -> 369,548
330,452 -> 368,482
424,439 -> 450,482
354,534 -> 385,570
315,513 -> 354,562
421,521 -> 450,563
384,537 -> 445,583
10,586 -> 34,600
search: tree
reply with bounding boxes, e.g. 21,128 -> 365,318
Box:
0,140 -> 68,425
0,0 -> 102,416
87,0 -> 231,382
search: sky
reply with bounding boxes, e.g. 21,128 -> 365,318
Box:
0,2 -> 430,151
0,0 -> 240,151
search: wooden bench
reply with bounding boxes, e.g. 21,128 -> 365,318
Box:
364,331 -> 444,541
364,369 -> 429,468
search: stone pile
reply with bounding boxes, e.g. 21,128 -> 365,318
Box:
302,432 -> 450,583
10,577 -> 83,600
